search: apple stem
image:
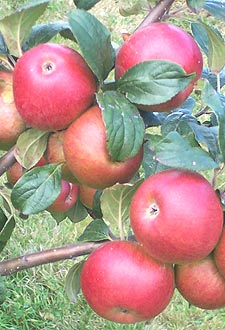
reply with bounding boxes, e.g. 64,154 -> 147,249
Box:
0,146 -> 16,177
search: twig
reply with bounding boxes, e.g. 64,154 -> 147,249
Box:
0,241 -> 106,276
0,146 -> 16,177
135,0 -> 176,31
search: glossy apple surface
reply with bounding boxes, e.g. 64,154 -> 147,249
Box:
115,22 -> 203,112
81,240 -> 174,324
47,179 -> 79,213
130,169 -> 223,264
0,70 -> 25,150
79,185 -> 97,209
175,254 -> 225,309
63,105 -> 143,189
13,43 -> 97,131
46,130 -> 78,184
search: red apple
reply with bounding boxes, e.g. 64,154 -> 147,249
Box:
6,156 -> 47,185
214,227 -> 225,278
79,185 -> 97,209
115,22 -> 203,112
13,43 -> 97,131
46,130 -> 78,184
63,105 -> 144,189
175,254 -> 225,309
47,179 -> 79,213
130,169 -> 223,264
0,70 -> 25,150
81,240 -> 174,324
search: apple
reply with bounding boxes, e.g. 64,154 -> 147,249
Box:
81,240 -> 175,324
47,179 -> 79,213
175,254 -> 225,309
79,185 -> 97,209
6,156 -> 47,185
13,43 -> 97,131
63,105 -> 144,189
46,130 -> 78,184
213,227 -> 225,278
130,169 -> 223,264
115,22 -> 203,112
0,70 -> 25,150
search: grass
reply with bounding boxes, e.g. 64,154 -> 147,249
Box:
0,0 -> 225,329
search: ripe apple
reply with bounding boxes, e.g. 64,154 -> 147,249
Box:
63,105 -> 144,189
81,240 -> 175,324
115,22 -> 203,112
175,254 -> 225,309
47,179 -> 79,213
46,130 -> 78,184
130,169 -> 223,264
0,70 -> 25,150
6,156 -> 46,185
13,43 -> 97,131
214,227 -> 225,278
79,185 -> 97,209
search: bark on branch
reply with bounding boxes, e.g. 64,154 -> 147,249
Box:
0,241 -> 106,276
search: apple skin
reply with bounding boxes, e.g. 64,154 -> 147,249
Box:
214,227 -> 225,278
13,43 -> 97,131
6,156 -> 46,185
47,179 -> 79,213
81,240 -> 175,324
46,130 -> 78,184
130,169 -> 223,264
63,105 -> 144,189
0,70 -> 26,150
79,185 -> 97,209
175,254 -> 225,309
115,22 -> 203,112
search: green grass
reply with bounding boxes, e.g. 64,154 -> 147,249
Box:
1,0 -> 225,329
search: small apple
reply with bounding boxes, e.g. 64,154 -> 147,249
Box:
130,169 -> 223,264
47,179 -> 79,213
175,254 -> 225,309
6,156 -> 47,185
213,227 -> 225,278
81,240 -> 174,324
115,22 -> 203,112
63,105 -> 143,189
0,70 -> 25,150
79,185 -> 97,209
13,43 -> 97,131
46,130 -> 78,184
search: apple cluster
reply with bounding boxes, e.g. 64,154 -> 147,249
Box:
81,168 -> 225,324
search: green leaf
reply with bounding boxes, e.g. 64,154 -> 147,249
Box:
78,219 -> 110,242
117,60 -> 195,106
119,0 -> 149,16
65,260 -> 85,303
204,0 -> 225,21
154,131 -> 219,171
187,0 -> 205,10
15,128 -> 49,169
22,21 -> 73,51
73,0 -> 101,10
142,139 -> 171,178
68,9 -> 115,83
0,208 -> 15,253
0,32 -> 9,55
161,111 -> 198,138
0,0 -> 50,57
191,22 -> 209,56
199,22 -> 225,73
11,163 -> 62,215
66,199 -> 88,223
97,91 -> 145,162
101,181 -> 143,237
202,81 -> 225,162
